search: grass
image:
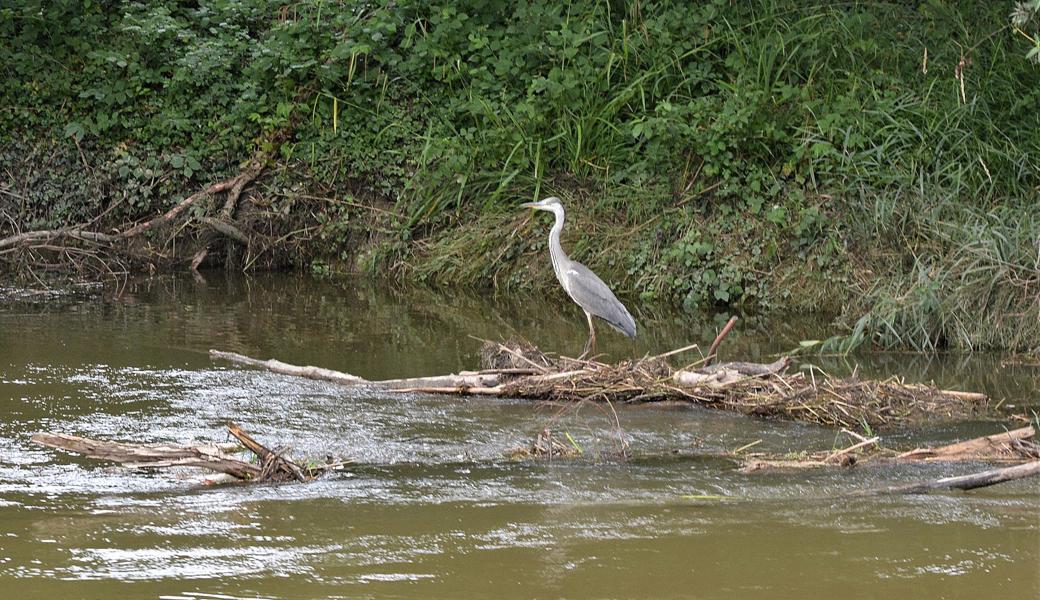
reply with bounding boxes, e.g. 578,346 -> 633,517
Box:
841,206 -> 1040,352
3,0 -> 1038,352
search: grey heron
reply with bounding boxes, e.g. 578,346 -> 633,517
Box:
520,196 -> 636,357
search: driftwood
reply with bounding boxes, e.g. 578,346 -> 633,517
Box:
31,422 -> 332,483
865,460 -> 1040,495
895,426 -> 1037,462
740,426 -> 1039,473
210,341 -> 991,430
209,350 -> 501,389
672,357 -> 790,387
31,431 -> 262,479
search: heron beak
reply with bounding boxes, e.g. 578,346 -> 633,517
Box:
519,201 -> 539,210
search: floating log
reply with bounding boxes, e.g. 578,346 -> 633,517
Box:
31,422 -> 335,483
895,425 -> 1037,462
31,431 -> 261,479
866,460 -> 1040,495
740,426 -> 1038,472
210,350 -> 500,389
210,340 -> 992,431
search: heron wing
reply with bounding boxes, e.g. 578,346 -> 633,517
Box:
563,261 -> 637,338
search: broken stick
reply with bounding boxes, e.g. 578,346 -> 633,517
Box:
31,431 -> 261,480
31,423 -> 326,483
866,460 -> 1040,495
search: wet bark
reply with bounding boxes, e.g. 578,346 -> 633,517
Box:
31,431 -> 261,480
866,460 -> 1040,495
209,349 -> 505,390
32,422 -> 319,483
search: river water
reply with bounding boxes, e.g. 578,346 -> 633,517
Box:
1,274 -> 1037,599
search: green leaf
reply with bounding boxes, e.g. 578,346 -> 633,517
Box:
64,122 -> 86,142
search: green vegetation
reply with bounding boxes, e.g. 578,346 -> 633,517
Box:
2,1 -> 1038,352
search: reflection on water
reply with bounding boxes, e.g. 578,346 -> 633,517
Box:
0,273 -> 1037,599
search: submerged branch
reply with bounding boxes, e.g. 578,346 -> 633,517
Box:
32,431 -> 262,480
741,426 -> 1038,472
31,423 -> 337,483
865,460 -> 1040,495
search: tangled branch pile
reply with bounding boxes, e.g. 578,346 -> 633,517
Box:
208,338 -> 993,432
474,341 -> 990,430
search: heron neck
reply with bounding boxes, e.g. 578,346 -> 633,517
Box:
547,206 -> 569,276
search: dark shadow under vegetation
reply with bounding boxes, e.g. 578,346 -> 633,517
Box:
1,0 -> 1038,353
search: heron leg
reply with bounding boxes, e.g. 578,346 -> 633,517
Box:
579,311 -> 597,359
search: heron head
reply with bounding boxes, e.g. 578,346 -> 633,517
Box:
519,196 -> 563,212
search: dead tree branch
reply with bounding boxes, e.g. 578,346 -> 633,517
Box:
31,423 -> 330,483
1,138 -> 274,276
31,431 -> 261,480
865,460 -> 1040,495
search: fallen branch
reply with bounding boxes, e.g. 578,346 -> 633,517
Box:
227,422 -> 309,482
199,216 -> 250,245
896,425 -> 1037,462
31,422 -> 336,483
1,138 -> 273,276
210,350 -> 368,385
209,349 -> 501,389
0,228 -> 119,251
741,426 -> 1038,472
120,173 -> 250,239
32,431 -> 261,480
865,460 -> 1040,495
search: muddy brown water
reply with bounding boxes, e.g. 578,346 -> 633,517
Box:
1,273 -> 1037,599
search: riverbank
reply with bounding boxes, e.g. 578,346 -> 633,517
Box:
2,1 -> 1038,352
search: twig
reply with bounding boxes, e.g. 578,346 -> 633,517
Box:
704,316 -> 739,366
651,342 -> 701,361
823,436 -> 879,464
732,439 -> 762,454
840,428 -> 871,443
493,341 -> 550,373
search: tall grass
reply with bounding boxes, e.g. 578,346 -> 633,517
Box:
837,204 -> 1039,352
389,1 -> 1040,351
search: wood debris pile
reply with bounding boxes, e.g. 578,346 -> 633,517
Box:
473,341 -> 990,430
